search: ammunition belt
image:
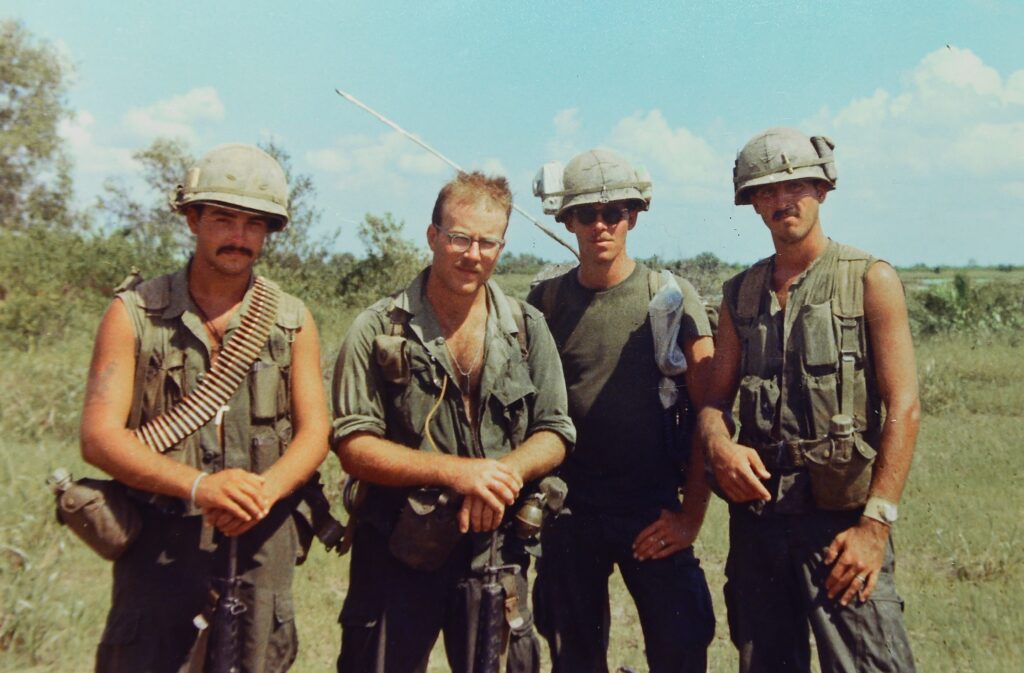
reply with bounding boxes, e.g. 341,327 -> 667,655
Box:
134,276 -> 280,453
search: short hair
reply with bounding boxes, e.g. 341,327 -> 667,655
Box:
431,171 -> 513,228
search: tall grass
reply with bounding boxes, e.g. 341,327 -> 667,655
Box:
2,281 -> 1022,672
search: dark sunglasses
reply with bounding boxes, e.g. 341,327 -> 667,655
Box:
573,205 -> 631,226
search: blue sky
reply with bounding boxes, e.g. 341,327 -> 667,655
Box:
8,0 -> 1024,265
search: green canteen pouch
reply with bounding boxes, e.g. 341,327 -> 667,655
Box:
387,487 -> 463,571
802,434 -> 877,511
56,478 -> 142,561
373,335 -> 411,385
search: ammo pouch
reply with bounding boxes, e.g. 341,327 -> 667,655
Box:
802,432 -> 877,511
388,487 -> 464,572
55,478 -> 142,561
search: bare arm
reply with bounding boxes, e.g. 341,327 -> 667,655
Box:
826,261 -> 920,604
80,300 -> 268,523
336,431 -> 526,533
697,303 -> 772,502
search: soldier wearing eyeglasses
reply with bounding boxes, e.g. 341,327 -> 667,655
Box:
528,149 -> 716,673
331,171 -> 575,673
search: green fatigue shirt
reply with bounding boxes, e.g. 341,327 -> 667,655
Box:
722,240 -> 881,513
332,268 -> 576,566
98,263 -> 307,673
527,262 -> 712,513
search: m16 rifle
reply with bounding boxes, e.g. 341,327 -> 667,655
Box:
187,406 -> 248,673
473,476 -> 568,673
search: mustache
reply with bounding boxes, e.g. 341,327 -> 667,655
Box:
216,245 -> 254,257
772,207 -> 798,221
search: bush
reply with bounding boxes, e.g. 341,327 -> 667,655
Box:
907,273 -> 1024,336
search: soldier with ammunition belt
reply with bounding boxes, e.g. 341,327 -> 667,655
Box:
331,171 -> 575,673
698,128 -> 919,672
79,144 -> 330,672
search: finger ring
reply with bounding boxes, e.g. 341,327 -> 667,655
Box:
855,574 -> 867,584
659,539 -> 667,548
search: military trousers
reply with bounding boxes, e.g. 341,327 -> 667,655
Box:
94,503 -> 299,673
337,522 -> 540,673
724,506 -> 916,673
533,506 -> 715,673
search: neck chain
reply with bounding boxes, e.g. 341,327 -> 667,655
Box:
445,340 -> 482,392
189,290 -> 224,357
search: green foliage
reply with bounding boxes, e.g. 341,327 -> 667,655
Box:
94,137 -> 194,257
496,252 -> 547,275
640,250 -> 743,299
0,227 -> 177,350
259,140 -> 336,265
908,273 -> 1024,336
336,213 -> 427,307
0,20 -> 74,230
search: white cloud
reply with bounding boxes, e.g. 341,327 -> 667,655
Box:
608,109 -> 729,204
307,131 -> 450,194
546,107 -> 582,160
553,108 -> 581,136
813,46 -> 1024,184
58,110 -> 135,176
122,87 -> 225,143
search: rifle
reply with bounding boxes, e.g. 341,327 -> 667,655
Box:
473,476 -> 568,673
204,535 -> 247,673
473,532 -> 521,673
188,405 -> 249,673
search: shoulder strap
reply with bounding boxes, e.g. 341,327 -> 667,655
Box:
539,274 -> 563,320
735,261 -> 772,321
506,297 -> 529,359
830,244 -> 875,416
134,276 -> 282,453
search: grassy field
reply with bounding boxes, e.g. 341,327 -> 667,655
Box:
1,274 -> 1022,672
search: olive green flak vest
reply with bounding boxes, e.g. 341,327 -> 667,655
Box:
118,266 -> 306,515
725,241 -> 882,453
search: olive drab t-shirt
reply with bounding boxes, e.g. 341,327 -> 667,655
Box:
527,263 -> 712,513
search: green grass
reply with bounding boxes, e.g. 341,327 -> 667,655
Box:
1,288 -> 1021,672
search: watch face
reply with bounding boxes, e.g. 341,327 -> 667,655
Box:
882,504 -> 898,523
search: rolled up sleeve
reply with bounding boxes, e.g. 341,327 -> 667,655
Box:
331,309 -> 388,444
522,304 -> 576,450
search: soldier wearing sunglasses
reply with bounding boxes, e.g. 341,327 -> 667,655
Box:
529,149 -> 716,673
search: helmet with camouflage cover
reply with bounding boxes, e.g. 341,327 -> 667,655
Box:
173,144 -> 290,231
733,128 -> 837,205
533,149 -> 652,222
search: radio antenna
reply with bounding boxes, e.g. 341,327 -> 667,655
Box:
335,88 -> 578,259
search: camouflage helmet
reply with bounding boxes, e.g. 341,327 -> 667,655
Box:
173,144 -> 290,231
733,128 -> 837,205
533,149 -> 652,222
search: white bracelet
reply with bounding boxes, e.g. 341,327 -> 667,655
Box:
189,472 -> 208,508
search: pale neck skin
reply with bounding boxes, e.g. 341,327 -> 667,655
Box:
578,251 -> 637,290
425,273 -> 489,334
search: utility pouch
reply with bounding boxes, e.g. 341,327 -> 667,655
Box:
387,487 -> 463,572
802,431 -> 877,511
53,477 -> 142,561
373,335 -> 411,385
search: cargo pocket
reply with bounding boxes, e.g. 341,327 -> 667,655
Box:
803,433 -> 877,510
493,370 -> 536,450
803,373 -> 841,437
737,375 -> 779,438
142,350 -> 185,419
797,301 -> 839,374
250,360 -> 284,421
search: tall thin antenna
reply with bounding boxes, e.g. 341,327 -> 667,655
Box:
335,88 -> 579,260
